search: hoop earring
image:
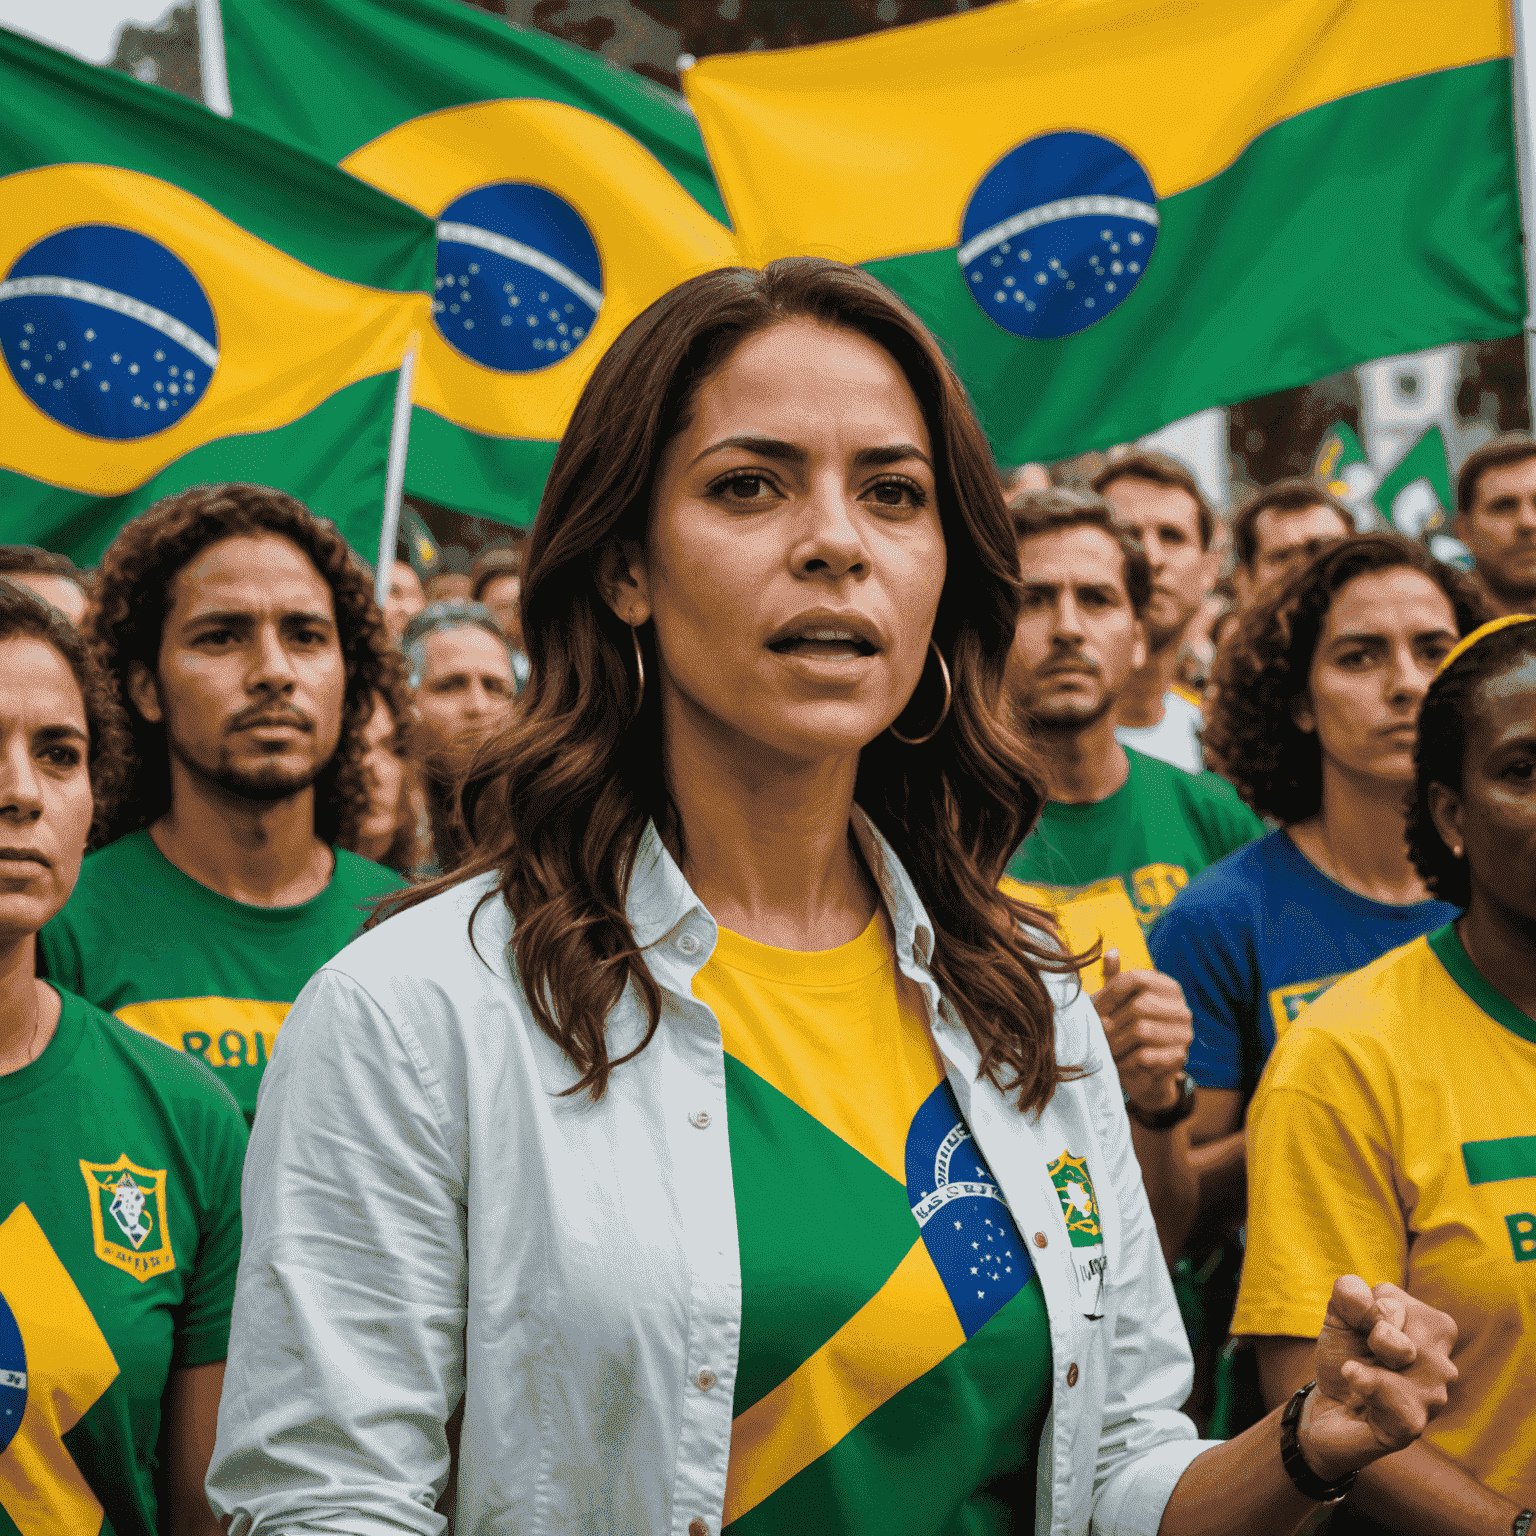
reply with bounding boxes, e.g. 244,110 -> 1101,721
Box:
889,640 -> 952,745
629,622 -> 646,721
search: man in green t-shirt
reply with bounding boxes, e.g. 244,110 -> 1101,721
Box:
40,485 -> 412,1119
1002,490 -> 1263,1260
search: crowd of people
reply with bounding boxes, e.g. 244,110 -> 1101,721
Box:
4,255 -> 1531,1536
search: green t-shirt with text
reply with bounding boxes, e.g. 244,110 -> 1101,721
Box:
39,830 -> 406,1119
1005,748 -> 1264,988
1,990 -> 247,1536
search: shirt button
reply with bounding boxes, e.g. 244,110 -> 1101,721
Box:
678,932 -> 701,956
1066,1362 -> 1079,1387
1033,1232 -> 1048,1248
689,1110 -> 712,1129
696,1368 -> 717,1391
688,1521 -> 710,1536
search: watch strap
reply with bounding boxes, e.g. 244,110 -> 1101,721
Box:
1125,1071 -> 1195,1131
1280,1381 -> 1359,1503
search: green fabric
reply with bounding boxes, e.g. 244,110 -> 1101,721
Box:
725,1302 -> 1050,1536
38,832 -> 406,1119
404,407 -> 558,528
0,28 -> 434,290
221,0 -> 729,226
723,1059 -> 1053,1535
0,27 -> 435,566
1427,921 -> 1536,1048
0,991 -> 247,1536
222,0 -> 732,523
865,62 -> 1523,464
1372,425 -> 1454,528
726,1056 -> 937,1416
0,375 -> 401,566
1462,1136 -> 1536,1187
1008,749 -> 1264,899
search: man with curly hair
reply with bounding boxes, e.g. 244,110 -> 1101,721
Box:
38,484 -> 412,1119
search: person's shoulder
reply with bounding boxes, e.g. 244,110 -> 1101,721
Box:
1151,753 -> 1263,833
1262,935 -> 1432,1083
1163,830 -> 1282,914
321,870 -> 509,993
58,829 -> 159,901
64,989 -> 247,1126
330,847 -> 410,900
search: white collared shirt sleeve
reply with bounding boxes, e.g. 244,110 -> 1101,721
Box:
208,966 -> 467,1536
1072,993 -> 1215,1535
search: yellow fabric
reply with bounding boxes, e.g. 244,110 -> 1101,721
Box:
684,0 -> 1509,265
1001,872 -> 1152,994
693,915 -> 955,1522
0,164 -> 424,497
698,915 -> 943,1184
1235,935 -> 1536,1500
341,100 -> 742,443
114,996 -> 290,1073
0,1204 -> 119,1536
722,1236 -> 964,1526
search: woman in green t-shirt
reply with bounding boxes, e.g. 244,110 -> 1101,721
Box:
0,579 -> 247,1536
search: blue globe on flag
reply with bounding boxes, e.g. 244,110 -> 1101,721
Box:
0,224 -> 218,440
0,1291 -> 25,1457
959,131 -> 1158,340
434,183 -> 602,373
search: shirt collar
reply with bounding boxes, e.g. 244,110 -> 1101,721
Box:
622,806 -> 936,974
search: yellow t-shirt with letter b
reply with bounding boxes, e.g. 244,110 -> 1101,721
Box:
1234,924 -> 1536,1502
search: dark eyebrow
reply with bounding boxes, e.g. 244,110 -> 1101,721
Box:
690,435 -> 808,468
34,723 -> 88,744
279,611 -> 334,627
688,436 -> 933,471
852,443 -> 932,470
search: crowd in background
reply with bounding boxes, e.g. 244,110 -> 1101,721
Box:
5,309 -> 1535,1534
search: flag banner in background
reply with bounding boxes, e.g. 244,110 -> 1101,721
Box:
684,0 -> 1524,466
221,0 -> 743,527
1373,426 -> 1456,534
1313,423 -> 1374,509
0,28 -> 435,566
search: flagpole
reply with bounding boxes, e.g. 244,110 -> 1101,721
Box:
195,0 -> 233,116
1511,0 -> 1536,414
375,338 -> 419,608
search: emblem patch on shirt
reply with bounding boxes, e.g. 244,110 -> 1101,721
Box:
79,1155 -> 175,1282
905,1081 -> 1034,1337
1048,1149 -> 1102,1248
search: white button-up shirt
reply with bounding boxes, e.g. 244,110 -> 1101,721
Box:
209,814 -> 1213,1536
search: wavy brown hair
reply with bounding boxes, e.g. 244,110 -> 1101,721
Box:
88,483 -> 413,847
0,579 -> 131,846
384,259 -> 1084,1109
1205,533 -> 1486,823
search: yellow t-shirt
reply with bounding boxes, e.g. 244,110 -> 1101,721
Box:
693,916 -> 1053,1535
1234,924 -> 1536,1501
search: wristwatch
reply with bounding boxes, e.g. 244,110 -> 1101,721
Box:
1280,1381 -> 1358,1503
1125,1071 -> 1195,1131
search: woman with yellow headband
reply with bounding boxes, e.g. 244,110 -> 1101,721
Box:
1237,612 -> 1536,1533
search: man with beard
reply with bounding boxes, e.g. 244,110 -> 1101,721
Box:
39,485 -> 411,1120
1004,491 -> 1263,1259
1093,451 -> 1221,772
1453,432 -> 1536,617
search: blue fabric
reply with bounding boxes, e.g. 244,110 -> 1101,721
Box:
1149,829 -> 1458,1093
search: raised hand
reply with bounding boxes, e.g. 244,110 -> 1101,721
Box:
1091,949 -> 1193,1114
1298,1275 -> 1458,1484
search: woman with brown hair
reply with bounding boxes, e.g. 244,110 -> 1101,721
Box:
208,261 -> 1454,1536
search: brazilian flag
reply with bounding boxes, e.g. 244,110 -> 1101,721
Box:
684,0 -> 1523,463
0,28 -> 436,565
221,0 -> 742,527
1373,426 -> 1455,534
